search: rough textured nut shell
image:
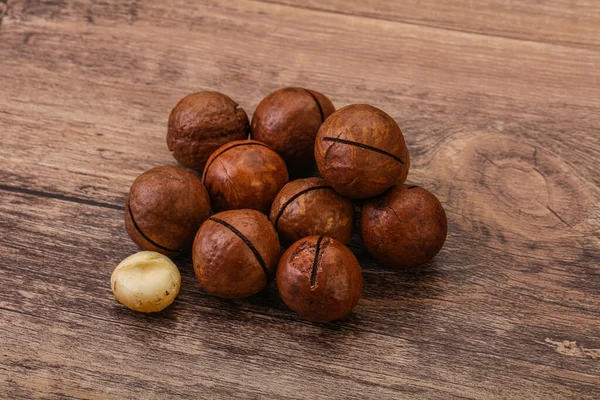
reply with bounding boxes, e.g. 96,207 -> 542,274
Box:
315,104 -> 409,199
251,87 -> 335,173
276,236 -> 362,322
167,91 -> 250,171
202,140 -> 289,214
125,166 -> 211,256
111,251 -> 181,313
193,209 -> 281,298
270,177 -> 354,245
361,184 -> 448,268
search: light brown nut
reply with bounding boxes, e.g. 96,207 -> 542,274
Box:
193,209 -> 281,298
315,104 -> 409,199
270,177 -> 354,245
167,91 -> 250,171
276,236 -> 362,322
202,140 -> 288,214
361,185 -> 447,268
251,87 -> 335,175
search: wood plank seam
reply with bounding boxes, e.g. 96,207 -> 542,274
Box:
0,184 -> 122,210
1,1 -> 598,396
3,184 -> 597,286
2,232 -> 596,379
246,0 -> 600,51
1,296 -> 590,381
0,307 -> 480,399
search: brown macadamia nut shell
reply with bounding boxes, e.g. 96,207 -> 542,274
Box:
361,185 -> 447,268
276,236 -> 362,322
193,209 -> 281,298
270,177 -> 354,245
315,104 -> 409,199
167,91 -> 250,171
251,87 -> 335,172
125,166 -> 211,256
398,147 -> 411,184
202,140 -> 289,214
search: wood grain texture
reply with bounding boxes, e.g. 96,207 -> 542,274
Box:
1,0 -> 599,398
267,0 -> 600,49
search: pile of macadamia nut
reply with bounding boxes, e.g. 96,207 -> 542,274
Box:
111,88 -> 447,322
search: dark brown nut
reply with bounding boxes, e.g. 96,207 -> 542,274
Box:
251,87 -> 335,173
202,140 -> 289,214
314,104 -> 410,199
270,177 -> 354,245
193,209 -> 281,298
361,184 -> 447,268
125,166 -> 211,256
167,91 -> 250,171
276,236 -> 362,322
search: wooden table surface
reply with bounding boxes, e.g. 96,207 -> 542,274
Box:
1,1 -> 599,398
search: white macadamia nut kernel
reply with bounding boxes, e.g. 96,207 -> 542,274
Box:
111,251 -> 181,312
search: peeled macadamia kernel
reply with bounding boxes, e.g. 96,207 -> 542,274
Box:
111,251 -> 181,313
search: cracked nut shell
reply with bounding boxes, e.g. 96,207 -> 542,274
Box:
276,236 -> 362,322
314,104 -> 409,199
167,91 -> 250,171
193,209 -> 281,298
270,177 -> 354,245
202,140 -> 289,214
251,87 -> 335,174
361,184 -> 447,268
125,166 -> 211,256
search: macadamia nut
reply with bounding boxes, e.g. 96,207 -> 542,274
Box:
202,140 -> 289,214
315,104 -> 409,199
111,251 -> 181,312
125,166 -> 211,256
251,87 -> 335,173
276,236 -> 362,322
167,91 -> 250,171
270,177 -> 354,245
361,185 -> 447,268
193,209 -> 281,298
